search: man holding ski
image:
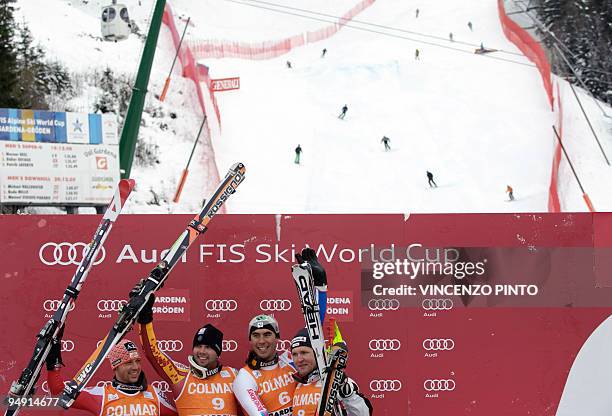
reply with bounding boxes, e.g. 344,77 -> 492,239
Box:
291,248 -> 372,416
135,288 -> 240,416
291,329 -> 372,415
45,336 -> 177,416
232,315 -> 296,416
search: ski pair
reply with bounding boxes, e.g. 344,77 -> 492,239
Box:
59,162 -> 246,408
292,264 -> 347,416
4,179 -> 136,416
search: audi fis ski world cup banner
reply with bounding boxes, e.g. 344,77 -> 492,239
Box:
0,108 -> 119,205
2,213 -> 612,415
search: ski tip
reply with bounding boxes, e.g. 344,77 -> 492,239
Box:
230,162 -> 246,174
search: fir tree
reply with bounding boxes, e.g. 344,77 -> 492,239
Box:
0,0 -> 19,107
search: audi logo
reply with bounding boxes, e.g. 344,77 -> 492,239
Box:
422,339 -> 454,351
422,299 -> 453,310
97,299 -> 127,312
369,380 -> 402,392
41,380 -> 69,393
61,340 -> 75,352
367,299 -> 400,311
39,242 -> 105,266
424,379 -> 456,391
205,299 -> 238,312
259,299 -> 292,312
42,300 -> 75,312
96,381 -> 112,388
368,339 -> 401,351
151,381 -> 171,393
156,340 -> 183,352
222,340 -> 238,352
275,339 -> 291,351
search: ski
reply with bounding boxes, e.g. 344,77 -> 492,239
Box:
292,263 -> 328,382
3,179 -> 135,416
318,346 -> 348,416
58,162 -> 246,409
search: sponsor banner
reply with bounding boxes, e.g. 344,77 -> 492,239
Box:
326,290 -> 353,322
154,288 -> 190,322
0,142 -> 119,204
211,77 -> 240,92
2,213 -> 612,415
0,108 -> 117,144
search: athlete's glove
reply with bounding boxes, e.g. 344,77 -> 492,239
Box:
129,279 -> 155,324
295,247 -> 327,287
45,327 -> 65,371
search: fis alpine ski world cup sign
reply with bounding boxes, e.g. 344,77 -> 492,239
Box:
326,290 -> 354,322
211,77 -> 240,92
153,288 -> 190,321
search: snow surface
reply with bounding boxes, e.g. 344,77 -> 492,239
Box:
12,0 -> 612,213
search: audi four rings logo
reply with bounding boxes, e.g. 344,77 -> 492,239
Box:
259,299 -> 292,311
39,242 -> 106,266
275,340 -> 291,351
43,300 -> 76,312
222,340 -> 238,352
422,339 -> 455,351
156,340 -> 183,352
369,380 -> 402,392
152,381 -> 171,393
367,299 -> 400,311
424,379 -> 456,391
369,339 -> 401,351
61,340 -> 75,352
41,381 -> 69,393
205,299 -> 238,311
97,299 -> 127,312
422,298 -> 453,310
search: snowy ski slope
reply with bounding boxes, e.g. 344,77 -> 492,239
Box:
14,0 -> 576,213
172,0 -> 554,213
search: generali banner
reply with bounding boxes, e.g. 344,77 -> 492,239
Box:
1,213 -> 612,415
211,77 -> 240,92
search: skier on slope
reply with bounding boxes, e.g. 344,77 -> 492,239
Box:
295,144 -> 303,164
135,286 -> 240,416
415,8 -> 419,18
427,171 -> 437,188
415,48 -> 420,60
321,48 -> 327,58
232,315 -> 296,416
449,32 -> 454,42
381,136 -> 391,151
468,21 -> 473,31
287,61 -> 292,69
506,185 -> 514,201
45,334 -> 177,416
290,328 -> 373,415
338,104 -> 348,120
